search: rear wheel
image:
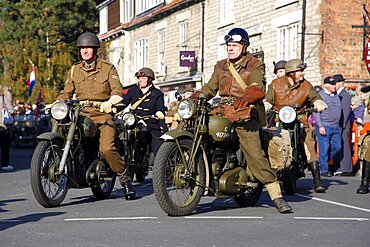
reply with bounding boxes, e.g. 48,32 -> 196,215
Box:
234,182 -> 263,207
30,140 -> 68,207
153,139 -> 205,216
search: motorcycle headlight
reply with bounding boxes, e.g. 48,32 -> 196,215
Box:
51,102 -> 69,120
123,112 -> 135,126
177,99 -> 197,120
278,106 -> 296,124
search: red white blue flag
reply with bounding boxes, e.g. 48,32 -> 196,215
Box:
27,65 -> 36,97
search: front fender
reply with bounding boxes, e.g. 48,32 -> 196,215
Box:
37,132 -> 65,142
160,129 -> 193,141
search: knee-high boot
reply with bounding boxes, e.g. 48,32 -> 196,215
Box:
357,161 -> 370,194
308,161 -> 326,193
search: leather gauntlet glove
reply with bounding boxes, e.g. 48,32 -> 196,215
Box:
313,99 -> 328,113
100,95 -> 123,113
234,86 -> 266,109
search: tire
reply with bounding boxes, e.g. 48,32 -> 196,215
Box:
30,140 -> 68,207
282,165 -> 297,195
234,181 -> 263,207
153,139 -> 205,216
90,176 -> 116,200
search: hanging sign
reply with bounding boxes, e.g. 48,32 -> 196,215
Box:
365,38 -> 370,74
180,51 -> 196,67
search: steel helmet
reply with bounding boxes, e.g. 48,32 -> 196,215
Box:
135,67 -> 155,80
273,60 -> 287,74
76,32 -> 100,48
224,28 -> 250,46
285,59 -> 307,74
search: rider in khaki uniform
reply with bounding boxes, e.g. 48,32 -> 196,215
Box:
265,59 -> 327,193
192,28 -> 292,213
57,32 -> 135,200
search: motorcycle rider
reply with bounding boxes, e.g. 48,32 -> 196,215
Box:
273,60 -> 287,78
121,67 -> 167,156
265,59 -> 328,193
56,32 -> 136,200
191,27 -> 292,213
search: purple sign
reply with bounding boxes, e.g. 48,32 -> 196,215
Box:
180,51 -> 196,67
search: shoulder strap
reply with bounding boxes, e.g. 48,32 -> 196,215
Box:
228,62 -> 247,90
131,91 -> 151,110
70,65 -> 75,79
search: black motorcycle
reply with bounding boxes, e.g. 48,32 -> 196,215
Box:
152,93 -> 263,216
11,113 -> 38,148
116,109 -> 153,183
266,106 -> 311,195
30,100 -> 116,207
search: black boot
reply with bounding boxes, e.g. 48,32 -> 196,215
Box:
118,171 -> 136,200
273,198 -> 293,213
308,161 -> 326,193
357,161 -> 370,194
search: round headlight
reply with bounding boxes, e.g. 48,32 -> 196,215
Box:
51,102 -> 69,120
278,106 -> 296,124
177,99 -> 197,119
123,113 -> 135,126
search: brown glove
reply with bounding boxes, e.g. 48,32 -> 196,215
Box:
234,86 -> 266,109
189,90 -> 203,102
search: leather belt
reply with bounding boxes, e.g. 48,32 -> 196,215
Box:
80,100 -> 102,107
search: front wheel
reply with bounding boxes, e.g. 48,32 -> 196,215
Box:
282,165 -> 297,195
89,159 -> 116,199
153,139 -> 205,216
30,140 -> 68,207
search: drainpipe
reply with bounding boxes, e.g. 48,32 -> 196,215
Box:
301,0 -> 306,62
201,0 -> 205,85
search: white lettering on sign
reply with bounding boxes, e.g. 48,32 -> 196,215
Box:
180,54 -> 195,62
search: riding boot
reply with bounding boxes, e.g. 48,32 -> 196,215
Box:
308,161 -> 326,193
357,160 -> 370,194
265,182 -> 293,213
118,171 -> 136,200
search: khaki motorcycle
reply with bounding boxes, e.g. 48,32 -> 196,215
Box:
30,100 -> 116,207
152,93 -> 263,216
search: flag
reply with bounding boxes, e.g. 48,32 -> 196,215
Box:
27,65 -> 36,97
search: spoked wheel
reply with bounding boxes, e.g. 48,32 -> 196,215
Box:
282,165 -> 297,195
153,139 -> 205,216
30,140 -> 68,207
234,181 -> 263,207
89,159 -> 116,199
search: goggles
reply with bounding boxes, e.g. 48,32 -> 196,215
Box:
298,63 -> 307,70
224,34 -> 243,43
135,71 -> 147,77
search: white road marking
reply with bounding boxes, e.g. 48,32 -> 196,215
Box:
184,216 -> 263,219
294,217 -> 368,221
296,193 -> 370,213
64,216 -> 157,221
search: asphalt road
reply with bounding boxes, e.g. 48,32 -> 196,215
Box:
1,147 -> 370,247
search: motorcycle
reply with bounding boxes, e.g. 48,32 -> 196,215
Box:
152,93 -> 263,216
115,109 -> 153,183
30,100 -> 116,207
11,113 -> 39,148
265,106 -> 311,195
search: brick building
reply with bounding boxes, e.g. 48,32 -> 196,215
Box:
98,0 -> 370,105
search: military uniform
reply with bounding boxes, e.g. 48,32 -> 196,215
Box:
57,57 -> 126,173
200,53 -> 282,200
121,84 -> 167,155
265,76 -> 322,163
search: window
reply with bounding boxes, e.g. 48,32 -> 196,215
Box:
121,0 -> 133,23
135,38 -> 149,72
277,23 -> 298,60
219,0 -> 235,27
157,29 -> 166,75
108,0 -> 120,30
99,7 -> 108,34
179,20 -> 188,51
136,0 -> 164,15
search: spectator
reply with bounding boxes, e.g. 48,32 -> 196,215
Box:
314,76 -> 342,177
0,85 -> 14,171
351,96 -> 365,126
333,74 -> 354,176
